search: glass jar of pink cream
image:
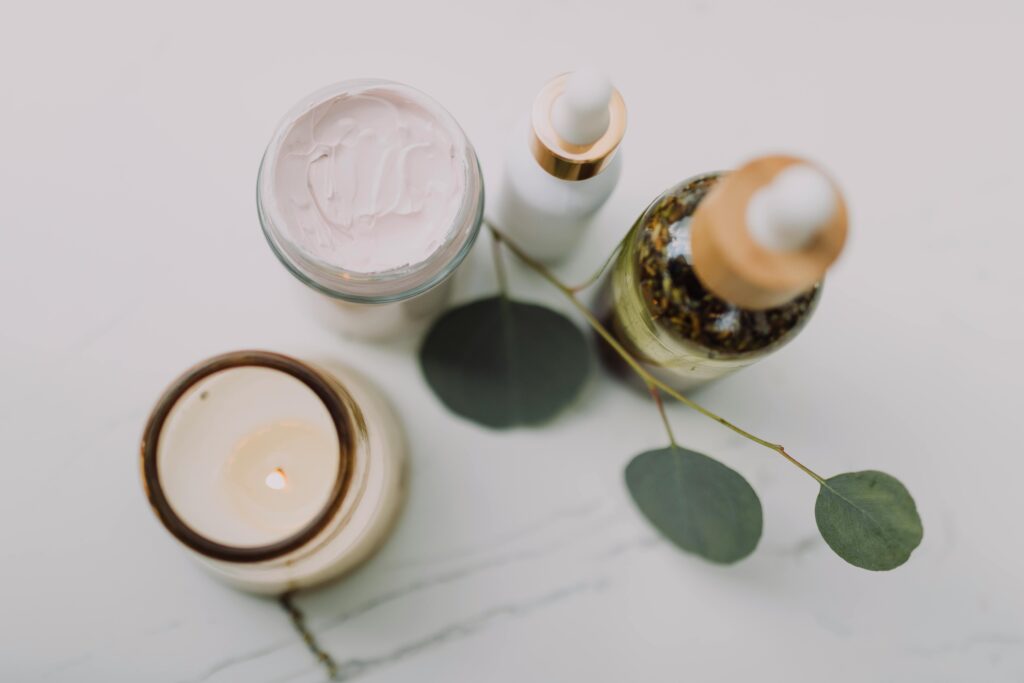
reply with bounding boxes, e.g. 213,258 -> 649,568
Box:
258,79 -> 484,339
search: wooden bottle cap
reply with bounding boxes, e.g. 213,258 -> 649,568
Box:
690,155 -> 848,310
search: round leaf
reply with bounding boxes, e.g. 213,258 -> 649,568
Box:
420,296 -> 589,428
815,470 -> 923,571
625,447 -> 762,564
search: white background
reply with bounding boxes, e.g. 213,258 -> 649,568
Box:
2,1 -> 1023,681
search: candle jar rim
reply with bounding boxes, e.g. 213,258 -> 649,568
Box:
140,350 -> 355,564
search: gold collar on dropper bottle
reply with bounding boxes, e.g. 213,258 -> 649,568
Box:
528,73 -> 627,181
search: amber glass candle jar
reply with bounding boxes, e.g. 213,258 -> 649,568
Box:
141,351 -> 406,594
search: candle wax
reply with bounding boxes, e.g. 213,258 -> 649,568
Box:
157,367 -> 341,548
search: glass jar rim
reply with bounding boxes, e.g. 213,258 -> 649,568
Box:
140,351 -> 355,563
257,78 -> 484,304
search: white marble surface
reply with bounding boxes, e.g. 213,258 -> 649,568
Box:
3,1 -> 1023,681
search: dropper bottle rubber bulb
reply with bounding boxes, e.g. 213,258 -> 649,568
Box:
490,69 -> 627,263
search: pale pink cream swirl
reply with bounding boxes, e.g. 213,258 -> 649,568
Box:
272,87 -> 467,273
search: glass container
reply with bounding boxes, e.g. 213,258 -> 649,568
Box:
141,351 -> 406,594
604,172 -> 821,392
257,79 -> 485,338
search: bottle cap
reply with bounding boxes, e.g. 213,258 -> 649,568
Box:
529,70 -> 626,181
690,155 -> 848,310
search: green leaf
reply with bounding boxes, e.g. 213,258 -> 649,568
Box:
815,470 -> 923,571
420,296 -> 589,429
625,447 -> 762,564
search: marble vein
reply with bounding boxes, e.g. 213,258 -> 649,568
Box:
279,578 -> 610,682
383,499 -> 606,570
907,632 -> 1024,656
183,502 -> 618,682
314,518 -> 618,634
182,635 -> 297,683
590,533 -> 659,559
31,654 -> 93,682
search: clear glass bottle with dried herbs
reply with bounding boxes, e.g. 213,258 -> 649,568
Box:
602,156 -> 847,391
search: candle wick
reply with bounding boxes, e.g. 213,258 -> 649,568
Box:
265,467 -> 288,490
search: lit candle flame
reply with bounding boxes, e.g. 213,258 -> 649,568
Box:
265,467 -> 287,490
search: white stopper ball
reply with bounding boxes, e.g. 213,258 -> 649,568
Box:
747,164 -> 837,251
551,69 -> 613,146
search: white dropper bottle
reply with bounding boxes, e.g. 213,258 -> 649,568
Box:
491,69 -> 627,263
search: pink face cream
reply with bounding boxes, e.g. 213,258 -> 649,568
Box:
271,86 -> 468,273
258,79 -> 483,307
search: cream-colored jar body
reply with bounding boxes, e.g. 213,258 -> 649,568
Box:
295,274 -> 455,340
193,362 -> 406,594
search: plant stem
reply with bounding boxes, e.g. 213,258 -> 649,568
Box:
568,236 -> 626,293
488,223 -> 826,485
650,386 -> 677,447
491,231 -> 509,297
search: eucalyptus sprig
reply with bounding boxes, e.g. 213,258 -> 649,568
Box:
420,224 -> 923,571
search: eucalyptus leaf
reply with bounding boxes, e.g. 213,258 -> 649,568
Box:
420,296 -> 589,428
625,447 -> 762,564
815,470 -> 923,571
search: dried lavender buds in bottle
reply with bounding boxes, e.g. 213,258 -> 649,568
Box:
604,172 -> 822,391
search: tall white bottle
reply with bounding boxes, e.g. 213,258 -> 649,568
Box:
491,69 -> 627,263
